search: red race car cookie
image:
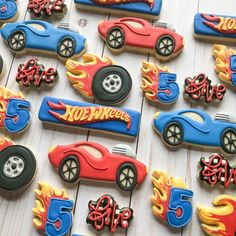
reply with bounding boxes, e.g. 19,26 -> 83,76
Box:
87,194 -> 133,232
66,54 -> 132,105
98,17 -> 184,61
198,195 -> 236,236
48,142 -> 147,191
0,137 -> 36,192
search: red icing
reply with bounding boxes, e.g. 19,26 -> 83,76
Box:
28,0 -> 65,16
47,101 -> 131,129
87,195 -> 133,232
48,141 -> 147,185
0,137 -> 14,151
184,73 -> 226,103
98,17 -> 184,56
200,154 -> 236,188
16,59 -> 57,87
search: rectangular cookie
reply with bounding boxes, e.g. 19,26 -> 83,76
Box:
38,96 -> 140,137
194,13 -> 236,42
74,0 -> 162,19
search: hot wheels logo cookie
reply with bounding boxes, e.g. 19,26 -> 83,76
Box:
202,14 -> 236,34
48,101 -> 131,129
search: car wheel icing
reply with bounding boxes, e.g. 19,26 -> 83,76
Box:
156,35 -> 175,57
163,122 -> 183,147
8,30 -> 26,52
221,128 -> 236,154
106,27 -> 125,50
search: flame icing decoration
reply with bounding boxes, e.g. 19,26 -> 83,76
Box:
197,195 -> 236,236
0,137 -> 14,151
66,54 -> 114,98
92,0 -> 154,9
213,44 -> 236,85
141,61 -> 169,102
32,182 -> 69,232
151,170 -> 187,222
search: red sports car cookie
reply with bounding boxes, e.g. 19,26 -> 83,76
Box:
98,17 -> 184,61
66,54 -> 132,105
48,142 -> 147,191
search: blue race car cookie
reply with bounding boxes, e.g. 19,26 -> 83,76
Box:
1,20 -> 87,60
153,109 -> 236,155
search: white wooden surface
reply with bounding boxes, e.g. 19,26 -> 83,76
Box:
0,0 -> 236,235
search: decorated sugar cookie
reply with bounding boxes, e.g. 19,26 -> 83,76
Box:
153,109 -> 236,154
0,86 -> 31,133
66,54 -> 132,105
1,21 -> 86,60
98,17 -> 184,61
213,44 -> 236,87
184,73 -> 226,103
141,61 -> 179,104
151,170 -> 193,228
16,58 -> 58,88
199,153 -> 236,188
49,142 -> 147,191
194,13 -> 236,42
197,195 -> 236,236
33,182 -> 74,236
74,0 -> 162,20
87,194 -> 133,232
0,0 -> 18,22
0,137 -> 36,192
38,96 -> 141,137
28,0 -> 67,18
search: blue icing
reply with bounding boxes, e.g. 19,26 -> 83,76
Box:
194,13 -> 236,38
1,20 -> 86,56
0,0 -> 17,21
38,96 -> 141,137
74,0 -> 162,17
153,109 -> 236,148
230,55 -> 236,86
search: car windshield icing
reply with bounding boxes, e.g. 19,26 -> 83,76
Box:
180,111 -> 204,123
122,20 -> 144,29
78,145 -> 103,159
26,23 -> 46,31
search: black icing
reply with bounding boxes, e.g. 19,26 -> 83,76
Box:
7,30 -> 26,52
106,27 -> 125,50
221,128 -> 236,154
162,122 -> 183,146
57,37 -> 76,58
155,35 -> 175,57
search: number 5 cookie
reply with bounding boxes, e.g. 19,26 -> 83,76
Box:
66,54 -> 132,105
151,170 -> 193,228
98,17 -> 184,61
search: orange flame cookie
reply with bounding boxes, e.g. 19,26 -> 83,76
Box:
197,195 -> 236,236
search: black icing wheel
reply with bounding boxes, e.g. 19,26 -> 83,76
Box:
0,145 -> 36,192
106,27 -> 125,50
59,155 -> 80,183
163,122 -> 183,146
58,37 -> 76,58
116,163 -> 137,191
8,30 -> 26,52
92,65 -> 132,105
156,35 -> 175,57
221,128 -> 236,154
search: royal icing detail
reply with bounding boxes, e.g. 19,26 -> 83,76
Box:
0,86 -> 31,133
33,182 -> 73,236
28,0 -> 67,18
66,54 -> 132,105
0,0 -> 18,22
1,21 -> 87,59
87,194 -> 133,232
39,96 -> 140,137
213,44 -> 236,87
98,17 -> 184,61
0,137 -> 36,192
184,73 -> 226,103
153,109 -> 236,154
151,170 -> 193,228
199,153 -> 236,188
197,195 -> 236,236
194,13 -> 236,41
141,61 -> 179,103
48,142 -> 147,191
16,58 -> 58,88
74,0 -> 162,19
